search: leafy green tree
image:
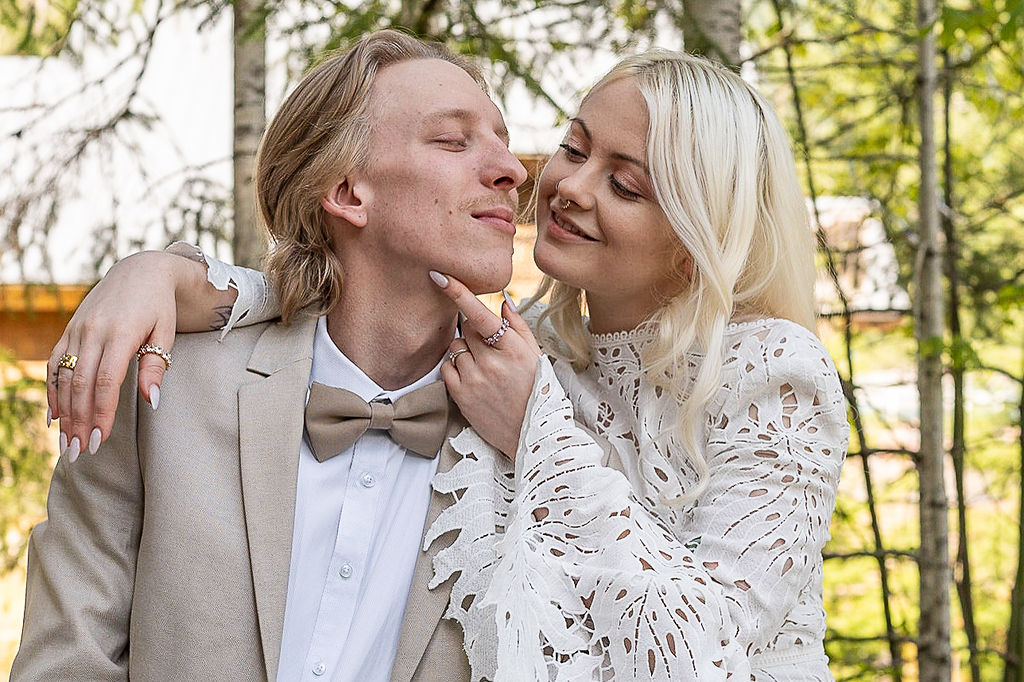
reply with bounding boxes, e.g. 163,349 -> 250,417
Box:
0,350 -> 50,572
0,0 -> 76,56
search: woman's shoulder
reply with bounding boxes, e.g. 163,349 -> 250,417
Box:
720,317 -> 844,395
724,317 -> 833,362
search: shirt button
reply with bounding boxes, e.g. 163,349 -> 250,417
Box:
339,563 -> 353,579
312,661 -> 326,676
360,472 -> 376,488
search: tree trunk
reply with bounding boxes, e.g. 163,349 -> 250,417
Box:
232,0 -> 266,268
1005,346 -> 1024,682
769,3 -> 904,669
681,0 -> 741,67
915,0 -> 952,679
941,49 -> 981,682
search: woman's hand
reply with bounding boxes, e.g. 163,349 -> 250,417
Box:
431,271 -> 542,458
47,250 -> 208,461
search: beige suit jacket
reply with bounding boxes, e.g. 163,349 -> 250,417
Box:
12,313 -> 471,682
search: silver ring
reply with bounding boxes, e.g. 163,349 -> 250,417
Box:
482,317 -> 510,346
448,348 -> 471,366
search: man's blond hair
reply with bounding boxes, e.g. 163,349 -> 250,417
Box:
255,30 -> 486,322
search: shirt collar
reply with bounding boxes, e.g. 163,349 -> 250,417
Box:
310,316 -> 451,403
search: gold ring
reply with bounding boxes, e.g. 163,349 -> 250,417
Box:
136,344 -> 172,369
57,353 -> 78,371
448,348 -> 471,366
561,199 -> 572,210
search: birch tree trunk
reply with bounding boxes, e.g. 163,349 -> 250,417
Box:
232,0 -> 266,268
681,0 -> 741,67
915,0 -> 952,678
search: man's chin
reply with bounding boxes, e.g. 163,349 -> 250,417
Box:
459,269 -> 513,295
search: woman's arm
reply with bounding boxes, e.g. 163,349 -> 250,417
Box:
48,246 -> 277,459
426,277 -> 847,679
430,357 -> 748,681
426,275 -> 742,679
675,322 -> 848,660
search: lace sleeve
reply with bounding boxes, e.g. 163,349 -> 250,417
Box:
686,322 -> 848,663
428,359 -> 749,681
165,243 -> 281,338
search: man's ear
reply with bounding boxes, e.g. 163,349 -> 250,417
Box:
321,177 -> 368,227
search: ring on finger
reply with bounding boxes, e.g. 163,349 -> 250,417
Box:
482,317 -> 510,347
136,344 -> 172,369
57,353 -> 79,371
448,348 -> 471,366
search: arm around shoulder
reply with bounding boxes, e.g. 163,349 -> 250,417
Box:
165,243 -> 280,335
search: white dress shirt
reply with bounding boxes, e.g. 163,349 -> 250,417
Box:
277,317 -> 444,682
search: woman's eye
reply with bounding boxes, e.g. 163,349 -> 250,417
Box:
558,143 -> 585,161
611,176 -> 642,200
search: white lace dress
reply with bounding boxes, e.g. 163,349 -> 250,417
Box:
192,255 -> 848,681
425,307 -> 849,681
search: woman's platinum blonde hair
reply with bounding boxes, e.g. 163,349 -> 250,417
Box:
528,50 -> 816,504
255,30 -> 485,323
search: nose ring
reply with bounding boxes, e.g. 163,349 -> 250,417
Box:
561,199 -> 572,211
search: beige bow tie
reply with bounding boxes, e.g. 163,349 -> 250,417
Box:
304,380 -> 450,461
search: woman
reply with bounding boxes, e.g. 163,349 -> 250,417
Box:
48,50 -> 848,679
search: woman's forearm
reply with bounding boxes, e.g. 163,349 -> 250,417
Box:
163,251 -> 240,332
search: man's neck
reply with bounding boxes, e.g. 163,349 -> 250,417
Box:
324,281 -> 458,391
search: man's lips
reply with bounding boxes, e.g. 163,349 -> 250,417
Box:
472,207 -> 517,235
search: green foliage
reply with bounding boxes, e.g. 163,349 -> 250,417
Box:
0,0 -> 76,56
748,0 -> 1024,676
0,349 -> 50,573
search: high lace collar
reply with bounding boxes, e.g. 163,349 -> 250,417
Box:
587,323 -> 657,350
586,317 -> 780,359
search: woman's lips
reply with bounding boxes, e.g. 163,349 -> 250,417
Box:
546,211 -> 596,242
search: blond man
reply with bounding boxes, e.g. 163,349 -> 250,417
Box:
14,30 -> 525,681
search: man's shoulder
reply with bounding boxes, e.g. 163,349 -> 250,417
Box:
167,313 -> 318,382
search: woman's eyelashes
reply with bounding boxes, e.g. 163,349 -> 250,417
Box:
559,142 -> 585,161
611,176 -> 642,200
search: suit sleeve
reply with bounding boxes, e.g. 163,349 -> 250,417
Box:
11,366 -> 144,681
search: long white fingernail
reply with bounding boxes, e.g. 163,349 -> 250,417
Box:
502,290 -> 518,312
428,270 -> 449,288
46,408 -> 52,428
150,385 -> 160,410
59,432 -> 68,454
88,428 -> 101,455
68,437 -> 80,463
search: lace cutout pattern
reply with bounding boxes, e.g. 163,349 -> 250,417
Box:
429,314 -> 848,681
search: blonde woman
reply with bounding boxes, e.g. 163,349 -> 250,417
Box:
48,50 -> 848,680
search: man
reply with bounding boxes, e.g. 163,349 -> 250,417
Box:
13,29 -> 526,681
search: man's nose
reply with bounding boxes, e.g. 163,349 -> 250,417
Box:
488,146 -> 528,191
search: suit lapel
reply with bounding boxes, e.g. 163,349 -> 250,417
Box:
390,413 -> 468,682
238,312 -> 317,682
